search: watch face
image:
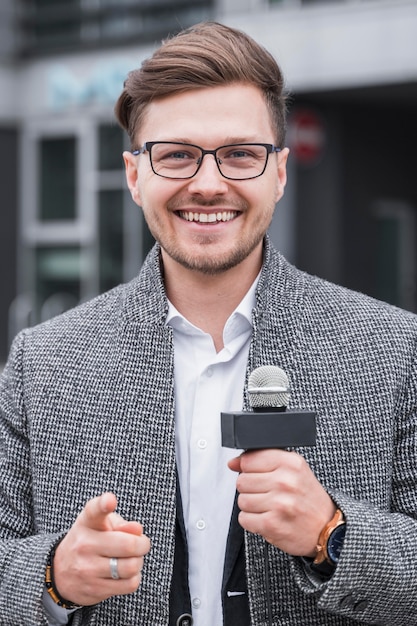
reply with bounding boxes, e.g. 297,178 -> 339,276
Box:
327,523 -> 346,564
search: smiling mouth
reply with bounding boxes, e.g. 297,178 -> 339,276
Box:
178,210 -> 238,223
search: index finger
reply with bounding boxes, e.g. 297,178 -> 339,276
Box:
238,449 -> 287,473
79,492 -> 118,531
228,455 -> 243,473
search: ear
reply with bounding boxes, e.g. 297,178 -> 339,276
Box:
275,147 -> 290,203
123,151 -> 142,205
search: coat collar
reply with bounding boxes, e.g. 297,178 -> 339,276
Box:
121,234 -> 305,326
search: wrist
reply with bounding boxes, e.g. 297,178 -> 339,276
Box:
45,539 -> 81,610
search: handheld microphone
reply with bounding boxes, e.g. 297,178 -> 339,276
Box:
221,365 -> 316,449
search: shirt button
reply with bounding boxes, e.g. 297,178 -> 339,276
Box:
197,439 -> 207,449
196,519 -> 206,530
206,367 -> 213,377
192,597 -> 201,609
176,614 -> 193,626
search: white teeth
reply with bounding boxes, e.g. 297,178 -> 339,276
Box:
180,211 -> 237,223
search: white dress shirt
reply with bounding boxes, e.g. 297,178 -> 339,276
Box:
167,278 -> 256,626
44,277 -> 257,625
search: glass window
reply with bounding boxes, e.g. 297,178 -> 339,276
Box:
35,246 -> 81,319
34,0 -> 78,6
38,136 -> 77,220
372,200 -> 416,311
98,123 -> 124,171
18,0 -> 214,54
99,189 -> 124,292
375,218 -> 399,306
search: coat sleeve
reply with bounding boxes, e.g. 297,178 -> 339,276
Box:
292,340 -> 417,625
0,331 -> 63,625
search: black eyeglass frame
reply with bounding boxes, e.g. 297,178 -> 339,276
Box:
131,141 -> 282,180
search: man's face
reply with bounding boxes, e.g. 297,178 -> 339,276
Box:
124,82 -> 289,275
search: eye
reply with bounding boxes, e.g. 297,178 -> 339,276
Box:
221,146 -> 263,161
158,148 -> 197,162
166,151 -> 192,160
225,149 -> 252,159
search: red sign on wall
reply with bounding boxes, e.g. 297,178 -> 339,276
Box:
288,108 -> 326,166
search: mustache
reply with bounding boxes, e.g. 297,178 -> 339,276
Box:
167,195 -> 249,211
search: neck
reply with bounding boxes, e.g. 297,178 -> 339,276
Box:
162,250 -> 262,352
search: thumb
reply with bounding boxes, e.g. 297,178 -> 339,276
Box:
79,492 -> 118,531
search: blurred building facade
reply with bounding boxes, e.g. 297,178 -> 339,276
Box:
1,0 -> 417,362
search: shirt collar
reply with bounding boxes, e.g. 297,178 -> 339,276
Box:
166,273 -> 259,343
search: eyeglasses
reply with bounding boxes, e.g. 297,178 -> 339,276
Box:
132,141 -> 281,180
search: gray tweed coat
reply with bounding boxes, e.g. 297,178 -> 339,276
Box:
1,236 -> 417,625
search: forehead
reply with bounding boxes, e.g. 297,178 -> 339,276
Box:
137,83 -> 276,145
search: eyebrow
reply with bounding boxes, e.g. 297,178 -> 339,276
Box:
151,137 -> 265,145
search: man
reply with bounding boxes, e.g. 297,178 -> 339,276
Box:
1,21 -> 417,626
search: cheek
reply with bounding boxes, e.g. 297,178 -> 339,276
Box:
139,176 -> 188,212
135,172 -> 161,207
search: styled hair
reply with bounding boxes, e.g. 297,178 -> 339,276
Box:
114,21 -> 288,147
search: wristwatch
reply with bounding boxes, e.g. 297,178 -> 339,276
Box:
313,508 -> 346,566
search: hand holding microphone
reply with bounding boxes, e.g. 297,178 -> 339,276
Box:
223,366 -> 337,557
228,447 -> 336,557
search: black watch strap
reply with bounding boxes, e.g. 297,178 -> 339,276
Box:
300,556 -> 336,579
309,557 -> 336,577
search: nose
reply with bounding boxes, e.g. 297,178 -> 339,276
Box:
186,153 -> 228,197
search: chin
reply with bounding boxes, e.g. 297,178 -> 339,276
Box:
172,246 -> 257,275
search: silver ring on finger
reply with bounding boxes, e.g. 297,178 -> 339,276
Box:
109,557 -> 120,580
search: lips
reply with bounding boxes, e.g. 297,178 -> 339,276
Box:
178,210 -> 238,223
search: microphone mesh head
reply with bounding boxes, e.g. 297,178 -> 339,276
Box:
248,365 -> 290,409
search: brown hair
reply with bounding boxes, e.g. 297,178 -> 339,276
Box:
114,21 -> 288,148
